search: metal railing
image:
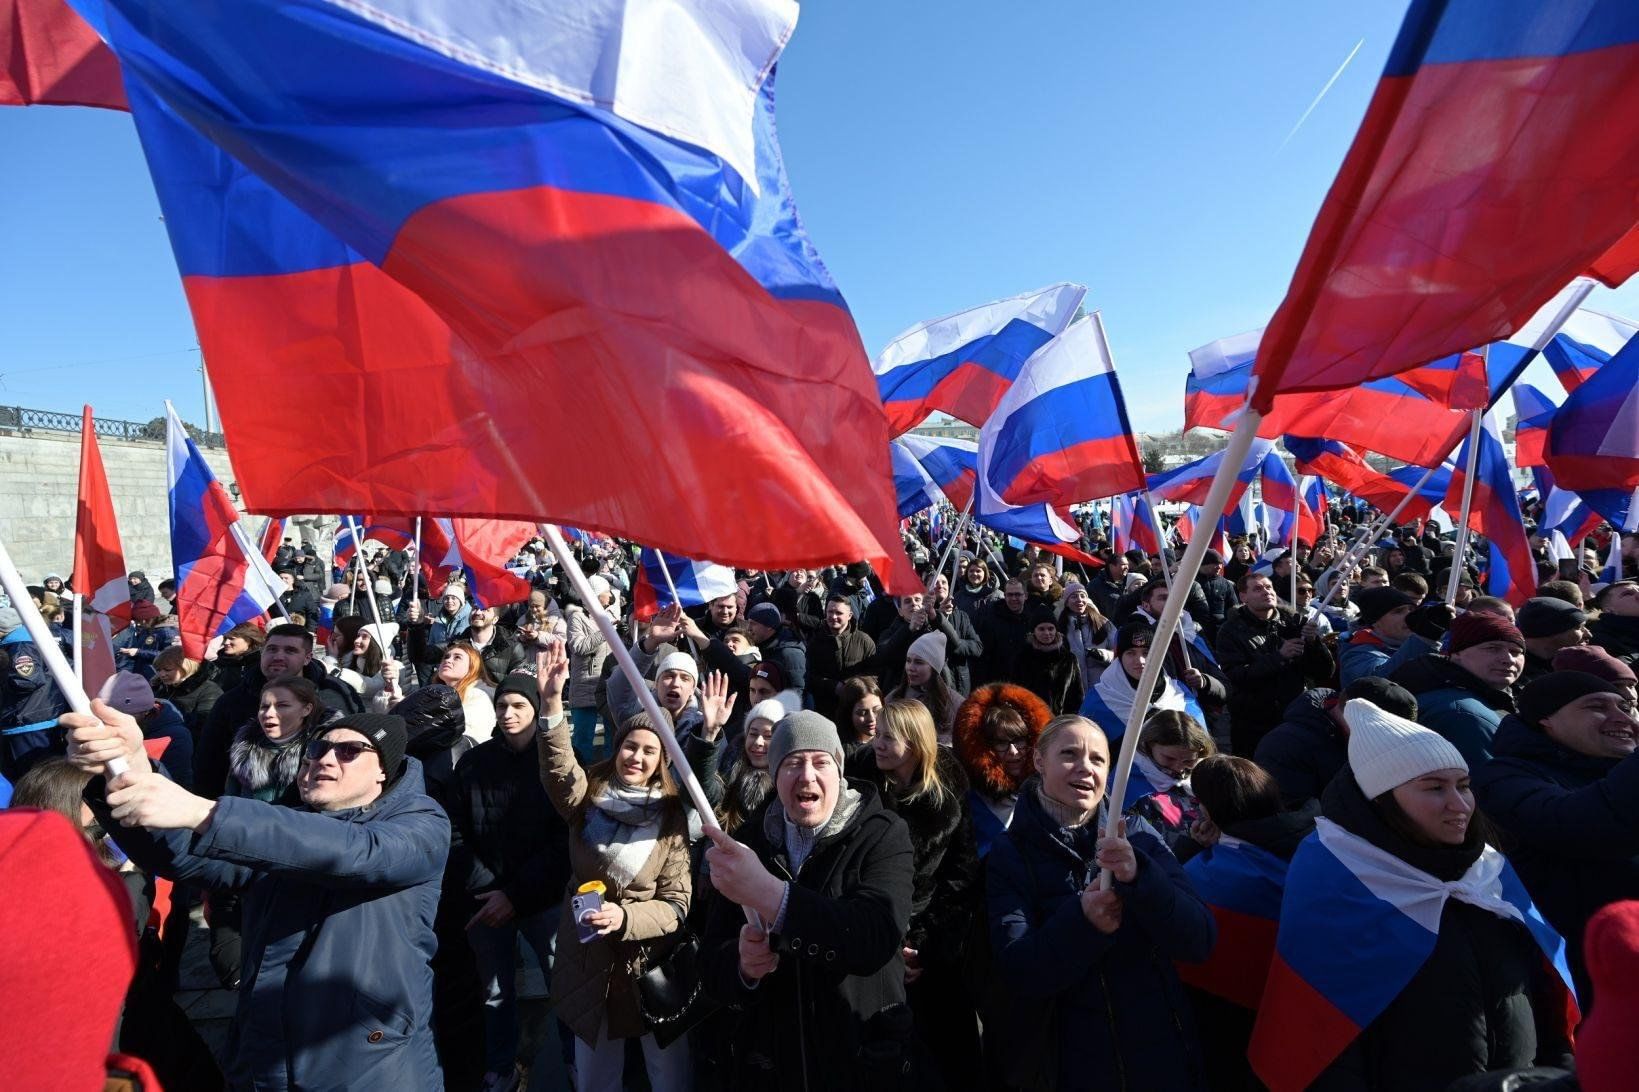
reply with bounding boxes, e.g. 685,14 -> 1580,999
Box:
0,404 -> 225,448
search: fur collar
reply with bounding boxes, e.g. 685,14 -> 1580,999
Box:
228,721 -> 307,799
953,683 -> 1052,801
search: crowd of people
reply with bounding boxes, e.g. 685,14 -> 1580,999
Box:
4,503 -> 1639,1092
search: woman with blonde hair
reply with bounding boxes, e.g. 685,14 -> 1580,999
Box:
152,645 -> 224,733
853,699 -> 981,1088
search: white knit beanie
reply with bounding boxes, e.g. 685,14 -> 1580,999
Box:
1344,699 -> 1468,799
655,651 -> 698,682
745,698 -> 787,729
907,630 -> 948,673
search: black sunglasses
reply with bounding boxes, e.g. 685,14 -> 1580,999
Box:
303,738 -> 379,764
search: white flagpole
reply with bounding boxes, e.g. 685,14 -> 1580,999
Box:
71,592 -> 84,686
1290,474 -> 1303,609
345,516 -> 388,635
648,546 -> 684,610
543,525 -> 761,928
1101,409 -> 1262,888
1142,491 -> 1192,671
410,516 -> 423,606
1445,410 -> 1485,604
928,494 -> 976,593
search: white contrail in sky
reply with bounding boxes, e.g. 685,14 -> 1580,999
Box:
1278,37 -> 1365,152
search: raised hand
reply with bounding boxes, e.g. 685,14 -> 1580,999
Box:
699,670 -> 738,741
535,638 -> 570,715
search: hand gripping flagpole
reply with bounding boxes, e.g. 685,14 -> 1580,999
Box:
543,524 -> 761,928
0,535 -> 122,774
1100,408 -> 1263,889
1445,409 -> 1485,605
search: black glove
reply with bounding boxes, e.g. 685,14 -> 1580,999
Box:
1407,602 -> 1456,641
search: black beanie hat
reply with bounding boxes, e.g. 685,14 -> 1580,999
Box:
1341,676 -> 1419,722
1516,596 -> 1588,639
1116,621 -> 1154,657
1354,586 -> 1416,627
1520,671 -> 1623,728
334,713 -> 408,783
494,673 -> 542,718
1026,605 -> 1059,631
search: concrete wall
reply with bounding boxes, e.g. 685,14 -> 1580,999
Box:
0,429 -> 252,584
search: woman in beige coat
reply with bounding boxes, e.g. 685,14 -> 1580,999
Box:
537,640 -> 693,1092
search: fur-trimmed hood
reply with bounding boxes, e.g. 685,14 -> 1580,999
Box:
953,683 -> 1052,800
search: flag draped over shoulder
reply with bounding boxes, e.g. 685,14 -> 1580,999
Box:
1249,0 -> 1639,411
86,0 -> 915,587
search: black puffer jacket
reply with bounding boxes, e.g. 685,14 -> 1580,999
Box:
153,669 -> 225,734
445,726 -> 572,920
392,685 -> 473,810
1253,689 -> 1347,808
1216,604 -> 1335,751
702,782 -> 916,1092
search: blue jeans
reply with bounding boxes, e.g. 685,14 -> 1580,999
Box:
571,706 -> 606,762
469,906 -> 560,1074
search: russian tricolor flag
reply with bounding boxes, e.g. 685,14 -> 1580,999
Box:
1148,440 -> 1273,508
874,283 -> 1085,435
1248,0 -> 1639,413
633,549 -> 737,622
1250,819 -> 1576,1092
896,434 -> 979,514
81,0 -> 914,586
1510,384 -> 1558,469
1287,436 -> 1452,523
1546,332 -> 1639,503
420,518 -> 535,608
1109,492 -> 1160,558
978,315 -> 1145,507
1542,305 -> 1639,394
1261,456 -> 1325,549
1185,329 -> 1259,432
166,403 -> 283,657
1448,411 -> 1538,606
333,517 -> 417,568
1177,838 -> 1289,1010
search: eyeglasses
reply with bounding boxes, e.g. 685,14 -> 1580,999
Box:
303,738 -> 379,764
989,738 -> 1028,755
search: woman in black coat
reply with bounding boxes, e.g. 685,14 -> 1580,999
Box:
151,647 -> 224,735
986,713 -> 1215,1092
852,700 -> 981,1089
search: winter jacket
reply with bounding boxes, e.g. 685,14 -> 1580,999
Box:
90,761 -> 450,1092
137,700 -> 195,792
194,659 -> 365,801
986,786 -> 1215,1091
1338,628 -> 1436,688
1473,715 -> 1639,1002
563,604 -> 611,709
805,627 -> 876,720
1253,689 -> 1348,808
701,781 -> 916,1092
756,625 -> 809,692
536,713 -> 691,1045
1086,573 -> 1129,623
153,669 -> 224,735
876,609 -> 982,696
952,578 -> 1001,622
446,731 -> 571,919
393,684 -> 473,812
1193,573 -> 1237,643
1216,604 -> 1335,751
974,600 -> 1031,687
453,626 -> 529,687
1389,653 -> 1515,767
1011,641 -> 1084,715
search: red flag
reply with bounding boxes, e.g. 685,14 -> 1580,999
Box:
1250,2 -> 1639,412
1,0 -> 127,109
257,517 -> 286,565
74,407 -> 130,632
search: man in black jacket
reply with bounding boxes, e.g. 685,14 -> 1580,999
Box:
806,596 -> 876,720
1193,550 -> 1237,644
1088,553 -> 1131,620
1590,581 -> 1639,665
702,711 -> 916,1090
446,670 -> 570,1088
974,579 -> 1031,686
1254,678 -> 1418,808
1215,572 -> 1335,757
455,604 -> 530,682
194,624 -> 364,798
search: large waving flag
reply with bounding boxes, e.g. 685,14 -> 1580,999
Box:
634,549 -> 737,621
74,407 -> 131,631
166,403 -> 283,657
1261,456 -> 1325,549
1148,440 -> 1273,507
1543,305 -> 1639,394
1109,493 -> 1161,558
1533,465 -> 1606,547
1186,328 -> 1483,467
1449,411 -> 1537,606
333,516 -> 417,568
1250,820 -> 1576,1092
419,518 -> 535,608
1286,437 -> 1449,522
897,434 -> 979,513
1510,384 -> 1559,469
2,0 -> 126,108
87,1 -> 914,587
1247,0 -> 1639,413
978,315 -> 1145,507
902,435 -> 1096,562
873,283 -> 1085,435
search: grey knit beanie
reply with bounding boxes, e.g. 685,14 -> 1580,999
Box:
767,710 -> 845,773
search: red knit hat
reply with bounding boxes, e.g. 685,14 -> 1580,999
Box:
0,810 -> 137,1090
1577,900 -> 1639,1092
1446,610 -> 1525,654
1552,644 -> 1637,686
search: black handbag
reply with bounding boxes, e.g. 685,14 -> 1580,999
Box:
635,926 -> 713,1048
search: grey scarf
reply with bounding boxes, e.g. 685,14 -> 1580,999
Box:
228,722 -> 306,802
583,782 -> 664,888
763,783 -> 863,876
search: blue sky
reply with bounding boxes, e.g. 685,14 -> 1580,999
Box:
3,1 -> 1637,432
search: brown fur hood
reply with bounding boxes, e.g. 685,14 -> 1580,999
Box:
953,683 -> 1052,800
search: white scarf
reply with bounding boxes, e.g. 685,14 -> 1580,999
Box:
1134,751 -> 1183,795
1091,663 -> 1189,725
583,782 -> 663,889
1314,817 -> 1522,931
